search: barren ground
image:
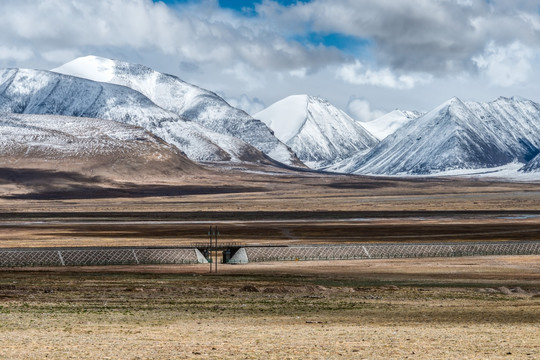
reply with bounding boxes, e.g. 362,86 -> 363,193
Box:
1,256 -> 540,359
1,166 -> 540,248
0,165 -> 539,359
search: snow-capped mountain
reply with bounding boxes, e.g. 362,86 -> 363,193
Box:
464,97 -> 540,161
53,56 -> 303,167
0,113 -> 203,178
349,97 -> 540,175
254,95 -> 378,169
362,110 -> 423,140
520,153 -> 540,172
0,68 -> 271,164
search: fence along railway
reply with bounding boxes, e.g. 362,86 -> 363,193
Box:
0,241 -> 539,267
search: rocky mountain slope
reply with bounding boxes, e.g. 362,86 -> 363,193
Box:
254,95 -> 378,169
520,153 -> 540,172
0,68 -> 270,164
464,97 -> 540,162
53,56 -> 303,167
0,113 -> 204,178
348,97 -> 540,175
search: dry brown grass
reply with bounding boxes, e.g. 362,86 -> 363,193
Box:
1,167 -> 539,358
1,167 -> 540,248
1,256 -> 539,359
1,165 -> 540,213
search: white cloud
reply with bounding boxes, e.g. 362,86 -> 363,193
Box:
42,49 -> 81,63
258,0 -> 540,76
0,46 -> 33,61
289,67 -> 307,78
347,98 -> 385,122
1,0 -> 540,116
0,0 -> 343,73
224,94 -> 266,116
337,60 -> 431,89
473,42 -> 535,87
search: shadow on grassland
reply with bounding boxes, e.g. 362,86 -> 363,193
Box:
0,168 -> 265,200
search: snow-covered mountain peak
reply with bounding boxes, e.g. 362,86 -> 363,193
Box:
362,109 -> 423,140
253,94 -> 351,143
54,56 -> 304,167
493,95 -> 528,103
53,55 -> 116,83
423,96 -> 479,128
254,94 -> 309,143
440,96 -> 466,111
255,95 -> 378,169
423,96 -> 466,115
0,67 -> 274,164
345,95 -> 540,175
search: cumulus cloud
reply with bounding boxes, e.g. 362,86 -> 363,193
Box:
41,49 -> 82,63
473,42 -> 535,87
0,46 -> 33,61
2,0 -> 540,83
1,0 -> 540,112
347,98 -> 385,122
224,94 -> 266,116
0,0 -> 343,72
337,60 -> 431,89
258,0 -> 540,76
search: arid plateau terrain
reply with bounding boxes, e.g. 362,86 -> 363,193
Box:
0,165 -> 539,359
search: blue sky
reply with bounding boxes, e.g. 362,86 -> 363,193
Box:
1,0 -> 540,119
218,0 -> 298,10
156,0 -> 298,10
154,0 -> 370,56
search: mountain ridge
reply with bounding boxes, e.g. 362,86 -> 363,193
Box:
0,67 -> 275,165
53,55 -> 304,167
254,94 -> 378,169
347,96 -> 540,175
0,112 -> 205,179
362,109 -> 423,140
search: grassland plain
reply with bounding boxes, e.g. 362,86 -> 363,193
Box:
1,166 -> 540,248
0,256 -> 539,359
1,167 -> 539,358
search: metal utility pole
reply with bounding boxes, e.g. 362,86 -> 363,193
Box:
209,226 -> 212,273
208,226 -> 219,273
215,226 -> 219,273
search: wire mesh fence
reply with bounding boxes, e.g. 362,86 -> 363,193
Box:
244,242 -> 540,263
0,247 -> 201,267
1,241 -> 539,267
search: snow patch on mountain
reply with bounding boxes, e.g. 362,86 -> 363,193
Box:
53,56 -> 303,167
0,113 -> 204,177
520,153 -> 540,173
362,109 -> 423,140
255,95 -> 309,143
350,97 -> 515,175
392,162 -> 540,181
0,68 -> 270,164
254,95 -> 378,169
